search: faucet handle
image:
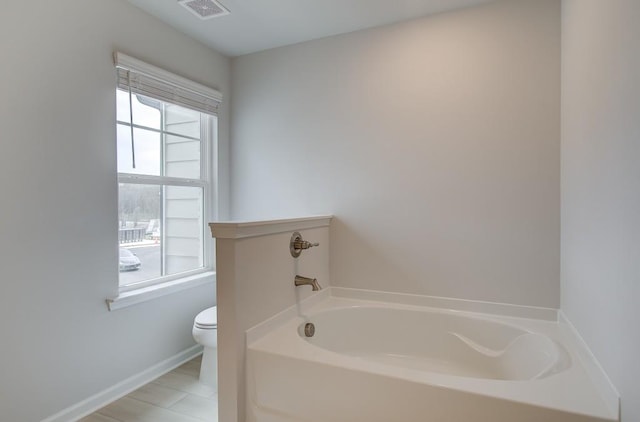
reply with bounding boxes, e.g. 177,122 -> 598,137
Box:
290,232 -> 319,257
295,240 -> 319,250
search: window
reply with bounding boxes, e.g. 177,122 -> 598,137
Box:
114,53 -> 221,292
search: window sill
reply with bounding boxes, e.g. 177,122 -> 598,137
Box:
107,271 -> 216,311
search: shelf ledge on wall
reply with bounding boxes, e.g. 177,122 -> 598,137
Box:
209,215 -> 333,239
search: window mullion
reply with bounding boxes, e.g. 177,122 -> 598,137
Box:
118,173 -> 206,187
117,120 -> 203,143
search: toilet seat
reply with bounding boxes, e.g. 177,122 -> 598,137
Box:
195,306 -> 217,329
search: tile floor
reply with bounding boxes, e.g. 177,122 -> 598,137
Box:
80,355 -> 217,422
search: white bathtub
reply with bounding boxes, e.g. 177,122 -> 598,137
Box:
247,294 -> 618,422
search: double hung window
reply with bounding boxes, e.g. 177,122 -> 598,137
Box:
115,53 -> 221,291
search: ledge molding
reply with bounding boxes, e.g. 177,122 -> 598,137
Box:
107,271 -> 215,311
209,215 -> 332,239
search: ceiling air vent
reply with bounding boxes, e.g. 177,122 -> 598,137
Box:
178,0 -> 230,20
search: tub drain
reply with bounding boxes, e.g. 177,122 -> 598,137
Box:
304,323 -> 315,337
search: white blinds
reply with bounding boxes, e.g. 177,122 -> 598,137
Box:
114,52 -> 222,115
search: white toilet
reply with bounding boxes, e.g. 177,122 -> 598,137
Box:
192,306 -> 218,388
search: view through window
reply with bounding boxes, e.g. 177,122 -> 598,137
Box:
117,89 -> 214,288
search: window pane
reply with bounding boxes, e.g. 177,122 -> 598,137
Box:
118,184 -> 204,287
118,184 -> 161,287
132,95 -> 162,130
117,125 -> 161,176
116,89 -> 131,123
117,89 -> 162,130
165,103 -> 201,138
164,186 -> 204,276
165,135 -> 201,179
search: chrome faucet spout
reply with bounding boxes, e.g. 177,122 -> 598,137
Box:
294,275 -> 322,291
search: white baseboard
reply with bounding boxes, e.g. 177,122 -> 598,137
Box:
41,345 -> 203,422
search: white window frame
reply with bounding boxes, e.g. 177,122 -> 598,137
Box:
108,52 -> 221,310
116,111 -> 215,293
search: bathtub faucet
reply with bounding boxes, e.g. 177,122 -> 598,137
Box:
294,275 -> 322,291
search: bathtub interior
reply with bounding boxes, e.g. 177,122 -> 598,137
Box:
247,296 -> 618,422
300,306 -> 571,380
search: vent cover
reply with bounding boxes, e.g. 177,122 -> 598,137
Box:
178,0 -> 230,20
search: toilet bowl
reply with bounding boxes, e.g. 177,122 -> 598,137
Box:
192,306 -> 217,388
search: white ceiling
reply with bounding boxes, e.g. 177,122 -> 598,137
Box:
126,0 -> 496,57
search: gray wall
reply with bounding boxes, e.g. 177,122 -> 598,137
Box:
0,1 -> 229,421
230,0 -> 561,307
561,1 -> 640,420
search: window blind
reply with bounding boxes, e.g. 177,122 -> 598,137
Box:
114,51 -> 222,115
